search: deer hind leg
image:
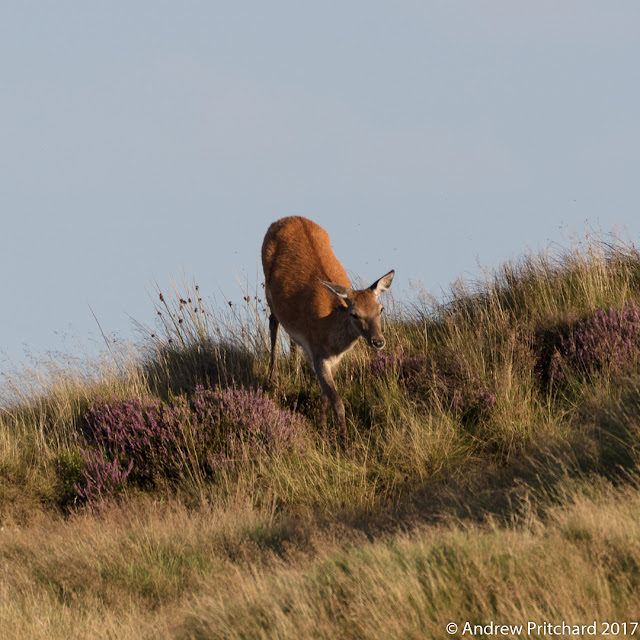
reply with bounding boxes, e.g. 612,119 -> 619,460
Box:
313,355 -> 347,441
268,314 -> 280,385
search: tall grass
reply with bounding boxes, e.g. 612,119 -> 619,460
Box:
181,477 -> 640,640
2,234 -> 640,637
2,473 -> 639,639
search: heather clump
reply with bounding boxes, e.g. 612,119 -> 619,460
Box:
75,386 -> 307,506
369,344 -> 498,428
549,301 -> 640,383
449,377 -> 497,420
189,385 -> 305,457
426,356 -> 498,426
368,348 -> 427,381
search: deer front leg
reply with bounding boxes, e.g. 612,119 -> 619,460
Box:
313,355 -> 347,440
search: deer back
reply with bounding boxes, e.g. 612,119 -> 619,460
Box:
262,216 -> 352,354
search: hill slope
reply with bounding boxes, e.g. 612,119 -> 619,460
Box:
1,236 -> 640,638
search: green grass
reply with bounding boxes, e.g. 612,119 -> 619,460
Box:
2,234 -> 640,638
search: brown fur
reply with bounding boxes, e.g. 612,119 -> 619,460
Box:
261,216 -> 394,436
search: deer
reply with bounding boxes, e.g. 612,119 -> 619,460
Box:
261,215 -> 394,440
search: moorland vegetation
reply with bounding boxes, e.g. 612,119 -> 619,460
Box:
2,235 -> 640,638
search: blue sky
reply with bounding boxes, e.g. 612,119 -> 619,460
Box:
2,2 -> 639,365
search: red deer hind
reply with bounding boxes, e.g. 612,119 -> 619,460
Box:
261,216 -> 394,438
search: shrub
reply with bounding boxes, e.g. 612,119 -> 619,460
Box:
549,301 -> 640,383
75,386 -> 307,507
369,346 -> 497,425
368,348 -> 427,381
449,378 -> 497,420
75,449 -> 134,507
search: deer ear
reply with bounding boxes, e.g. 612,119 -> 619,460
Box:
370,270 -> 395,297
318,279 -> 352,300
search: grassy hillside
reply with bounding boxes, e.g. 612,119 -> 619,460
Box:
2,236 -> 640,639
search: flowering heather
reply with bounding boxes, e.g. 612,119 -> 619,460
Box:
74,449 -> 134,507
550,301 -> 640,383
188,385 -> 305,461
369,348 -> 427,381
75,386 -> 306,506
369,345 -> 498,420
449,379 -> 497,421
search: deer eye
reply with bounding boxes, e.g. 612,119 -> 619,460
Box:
350,312 -> 360,320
